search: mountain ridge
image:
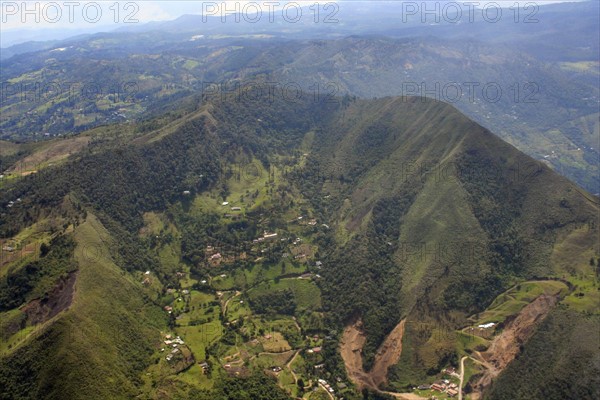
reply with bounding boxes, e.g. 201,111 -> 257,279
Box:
0,89 -> 598,399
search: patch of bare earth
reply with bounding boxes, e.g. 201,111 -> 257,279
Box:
340,319 -> 373,390
370,319 -> 406,388
382,393 -> 427,400
7,136 -> 90,175
20,271 -> 78,325
470,293 -> 559,399
340,318 -> 409,392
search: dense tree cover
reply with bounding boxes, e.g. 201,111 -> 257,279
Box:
321,224 -> 405,369
169,204 -> 260,267
0,319 -> 69,400
0,89 -> 331,399
290,125 -> 423,368
0,219 -> 165,400
455,151 -> 529,275
96,212 -> 164,282
0,115 -> 220,237
0,235 -> 76,312
361,390 -> 394,400
248,288 -> 296,316
0,84 -> 335,235
289,96 -> 598,379
0,149 -> 32,173
215,373 -> 291,400
442,274 -> 503,312
187,372 -> 290,400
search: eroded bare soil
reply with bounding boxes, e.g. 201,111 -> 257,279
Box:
340,319 -> 373,389
470,293 -> 559,399
21,271 -> 78,325
340,318 -> 407,391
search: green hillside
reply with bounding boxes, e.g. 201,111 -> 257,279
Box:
0,214 -> 166,399
293,96 -> 597,368
487,308 -> 600,399
0,89 -> 597,399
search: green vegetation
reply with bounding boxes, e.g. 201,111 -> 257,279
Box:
248,288 -> 297,315
248,279 -> 322,314
488,308 -> 600,399
471,281 -> 569,326
0,215 -> 167,399
214,373 -> 290,400
0,88 -> 597,399
2,16 -> 599,192
0,235 -> 75,311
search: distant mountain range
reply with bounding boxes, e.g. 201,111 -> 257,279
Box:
2,1 -> 598,192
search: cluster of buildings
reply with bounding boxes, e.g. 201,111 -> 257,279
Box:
221,202 -> 242,217
205,245 -> 226,265
295,216 -> 318,227
165,348 -> 179,361
164,335 -> 185,346
162,334 -> 186,362
318,378 -> 335,394
419,379 -> 459,397
442,367 -> 460,378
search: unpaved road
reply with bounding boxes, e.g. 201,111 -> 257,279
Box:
222,291 -> 241,316
458,356 -> 467,400
318,382 -> 335,400
286,350 -> 300,384
292,317 -> 301,332
341,290 -> 560,399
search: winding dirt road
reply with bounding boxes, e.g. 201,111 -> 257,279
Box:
222,290 -> 241,316
286,350 -> 300,384
458,356 -> 468,400
318,382 -> 335,400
